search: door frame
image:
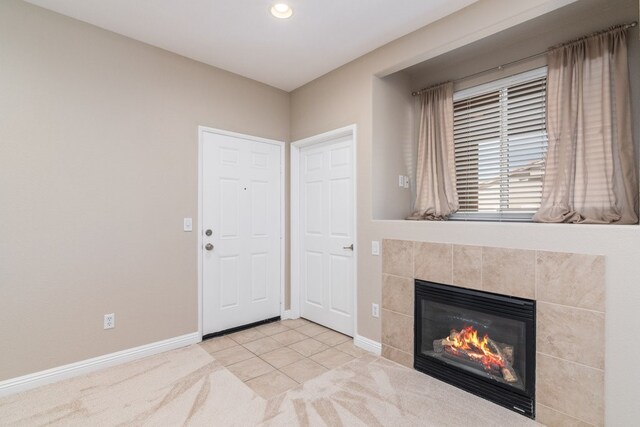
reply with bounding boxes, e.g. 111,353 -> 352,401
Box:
290,124 -> 358,336
197,126 -> 286,339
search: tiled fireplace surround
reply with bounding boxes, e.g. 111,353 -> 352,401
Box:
381,239 -> 605,427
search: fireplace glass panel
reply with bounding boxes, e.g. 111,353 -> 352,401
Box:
414,280 -> 535,418
420,300 -> 528,391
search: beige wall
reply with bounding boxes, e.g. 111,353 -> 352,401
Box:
371,72 -> 415,220
0,0 -> 289,380
3,0 -> 640,423
290,0 -> 640,424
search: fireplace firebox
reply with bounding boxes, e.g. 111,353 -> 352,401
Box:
414,280 -> 536,418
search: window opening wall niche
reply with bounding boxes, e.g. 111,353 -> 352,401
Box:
371,0 -> 639,222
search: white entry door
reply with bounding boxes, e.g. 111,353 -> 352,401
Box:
299,134 -> 355,336
201,129 -> 282,336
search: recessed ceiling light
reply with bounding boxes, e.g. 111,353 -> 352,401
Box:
270,3 -> 293,19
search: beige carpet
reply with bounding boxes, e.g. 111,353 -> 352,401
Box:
0,343 -> 541,426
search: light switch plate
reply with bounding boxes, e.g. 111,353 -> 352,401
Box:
403,176 -> 409,189
398,175 -> 404,187
371,240 -> 380,256
183,218 -> 193,232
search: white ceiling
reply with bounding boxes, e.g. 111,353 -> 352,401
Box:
24,0 -> 477,91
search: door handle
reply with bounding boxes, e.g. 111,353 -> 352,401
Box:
343,244 -> 354,251
205,243 -> 214,251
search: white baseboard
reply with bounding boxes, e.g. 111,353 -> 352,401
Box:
281,310 -> 295,320
0,332 -> 200,398
354,334 -> 382,355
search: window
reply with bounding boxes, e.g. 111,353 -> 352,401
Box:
450,68 -> 548,221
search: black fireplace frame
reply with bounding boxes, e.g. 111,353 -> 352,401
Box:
414,280 -> 536,418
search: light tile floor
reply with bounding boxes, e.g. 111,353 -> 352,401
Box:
199,318 -> 369,399
0,329 -> 542,426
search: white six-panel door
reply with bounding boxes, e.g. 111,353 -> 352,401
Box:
202,130 -> 281,335
299,135 -> 354,336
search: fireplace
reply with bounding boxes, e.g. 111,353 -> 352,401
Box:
414,280 -> 536,418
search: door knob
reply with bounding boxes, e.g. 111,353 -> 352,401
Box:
205,229 -> 213,236
343,244 -> 354,251
205,243 -> 214,251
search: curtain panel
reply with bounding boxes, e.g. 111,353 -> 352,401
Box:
534,25 -> 639,224
408,82 -> 458,220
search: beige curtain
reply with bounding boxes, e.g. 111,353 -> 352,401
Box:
534,26 -> 639,224
408,82 -> 458,220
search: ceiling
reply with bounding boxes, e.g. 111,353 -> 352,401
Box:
24,0 -> 477,92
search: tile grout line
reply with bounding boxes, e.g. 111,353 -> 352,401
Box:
536,351 -> 605,372
382,342 -> 413,356
216,321 -> 357,389
534,250 -> 538,301
246,347 -> 361,389
205,334 -> 364,401
243,346 -> 311,384
450,243 -> 454,286
537,299 -> 605,315
411,241 -> 415,280
383,272 -> 415,280
537,403 -> 599,427
381,307 -> 414,319
480,246 -> 484,290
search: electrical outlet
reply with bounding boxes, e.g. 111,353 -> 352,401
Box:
104,313 -> 115,330
372,303 -> 380,318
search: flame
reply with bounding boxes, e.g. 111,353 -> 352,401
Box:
448,326 -> 505,371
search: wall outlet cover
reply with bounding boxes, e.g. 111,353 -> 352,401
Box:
372,303 -> 380,318
104,313 -> 115,330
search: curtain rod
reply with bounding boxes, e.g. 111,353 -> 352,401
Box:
411,21 -> 638,97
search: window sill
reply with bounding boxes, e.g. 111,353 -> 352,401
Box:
371,218 -> 640,229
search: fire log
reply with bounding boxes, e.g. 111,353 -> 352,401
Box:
487,339 -> 518,383
486,338 -> 502,356
501,345 -> 514,365
432,337 -> 456,353
501,366 -> 517,383
442,346 -> 502,376
434,329 -> 520,384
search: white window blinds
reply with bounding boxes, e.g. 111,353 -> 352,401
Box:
450,68 -> 548,222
